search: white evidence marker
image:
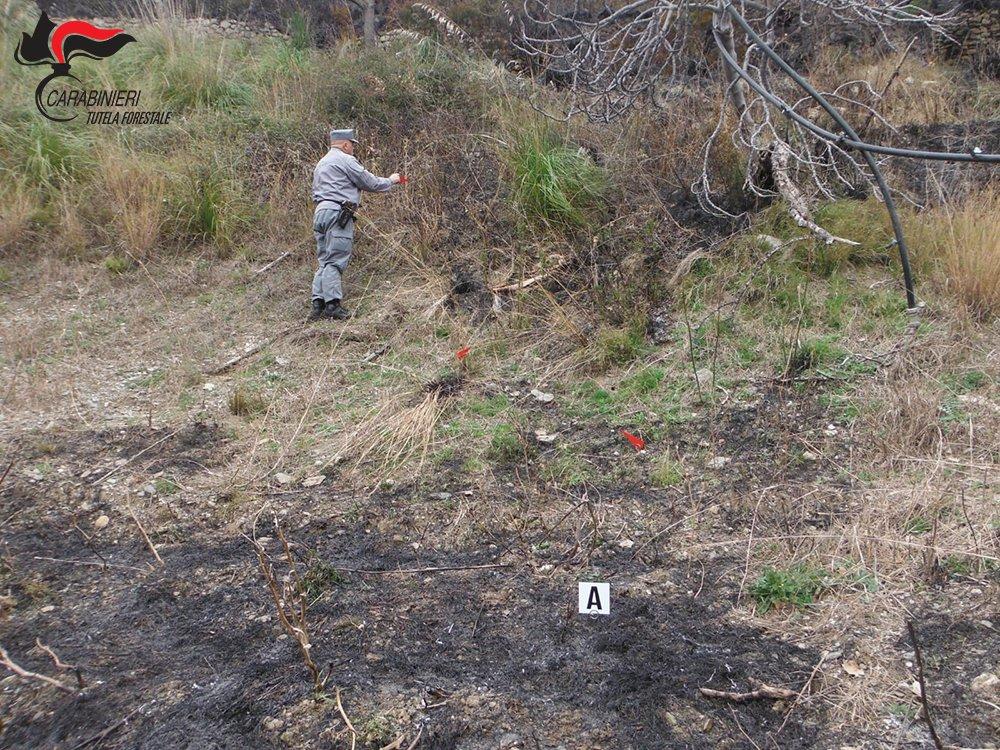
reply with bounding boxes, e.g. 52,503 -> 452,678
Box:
578,582 -> 611,615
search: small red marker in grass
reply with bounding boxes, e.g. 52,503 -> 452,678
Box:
620,429 -> 645,452
456,346 -> 470,361
399,175 -> 409,185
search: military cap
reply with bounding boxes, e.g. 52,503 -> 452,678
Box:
330,128 -> 358,143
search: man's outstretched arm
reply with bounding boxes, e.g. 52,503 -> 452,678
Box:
346,156 -> 400,192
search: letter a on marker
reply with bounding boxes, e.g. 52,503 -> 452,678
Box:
587,586 -> 601,610
578,582 -> 610,615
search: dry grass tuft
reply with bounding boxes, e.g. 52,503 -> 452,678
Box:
921,190 -> 1000,319
103,155 -> 167,259
331,389 -> 443,480
868,386 -> 943,458
0,181 -> 36,250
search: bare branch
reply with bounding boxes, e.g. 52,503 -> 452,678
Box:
0,645 -> 78,693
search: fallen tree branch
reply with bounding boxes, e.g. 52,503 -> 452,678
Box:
206,326 -> 375,376
0,459 -> 13,490
33,556 -> 148,573
771,140 -> 860,247
69,703 -> 145,750
700,679 -> 797,703
206,325 -> 300,376
422,294 -> 448,318
772,650 -> 830,737
336,687 -> 358,750
491,254 -> 567,293
332,562 -> 510,575
0,645 -> 78,693
254,251 -> 292,275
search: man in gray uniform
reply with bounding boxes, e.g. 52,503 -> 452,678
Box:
309,128 -> 402,321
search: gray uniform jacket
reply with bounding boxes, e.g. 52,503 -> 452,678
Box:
312,147 -> 392,238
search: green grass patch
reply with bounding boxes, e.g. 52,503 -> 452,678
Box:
750,564 -> 828,613
650,455 -> 684,488
504,118 -> 608,229
594,327 -> 647,368
154,477 -> 180,495
104,255 -> 131,275
541,446 -> 591,485
488,423 -> 531,462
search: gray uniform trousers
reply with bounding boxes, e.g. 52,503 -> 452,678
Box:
311,207 -> 353,303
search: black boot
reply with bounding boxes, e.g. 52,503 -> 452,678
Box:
307,298 -> 324,322
321,299 -> 350,320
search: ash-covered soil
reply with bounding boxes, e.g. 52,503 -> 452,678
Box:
0,333 -> 995,749
0,392 -> 849,750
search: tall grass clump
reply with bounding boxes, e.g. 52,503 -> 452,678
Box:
0,118 -> 95,188
0,180 -> 38,249
168,165 -> 252,249
503,116 -> 608,229
909,190 -> 1000,319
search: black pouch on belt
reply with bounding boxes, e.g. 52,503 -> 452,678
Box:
336,201 -> 357,229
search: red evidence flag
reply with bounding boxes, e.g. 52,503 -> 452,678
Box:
456,346 -> 470,361
620,429 -> 645,451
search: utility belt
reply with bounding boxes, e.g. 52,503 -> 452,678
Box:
316,200 -> 358,229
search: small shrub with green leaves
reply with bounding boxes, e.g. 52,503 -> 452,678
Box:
750,564 -> 828,613
594,327 -> 646,368
154,478 -> 180,495
300,559 -> 347,600
489,423 -> 529,462
104,255 -> 131,275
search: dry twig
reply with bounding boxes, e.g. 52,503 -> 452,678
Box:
908,620 -> 946,750
335,687 -> 358,750
0,645 -> 78,693
90,427 -> 184,486
35,639 -> 85,688
254,251 -> 292,275
126,499 -> 164,566
700,679 -> 797,703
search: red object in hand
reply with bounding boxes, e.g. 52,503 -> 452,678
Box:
620,429 -> 645,451
456,346 -> 470,361
399,174 -> 408,185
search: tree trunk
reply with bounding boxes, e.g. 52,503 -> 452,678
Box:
363,0 -> 376,47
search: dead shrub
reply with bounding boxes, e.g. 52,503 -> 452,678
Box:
228,384 -> 267,417
868,386 -> 943,458
103,154 -> 166,259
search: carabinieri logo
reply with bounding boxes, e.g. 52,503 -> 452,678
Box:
14,12 -> 135,122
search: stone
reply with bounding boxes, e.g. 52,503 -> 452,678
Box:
971,672 -> 999,696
